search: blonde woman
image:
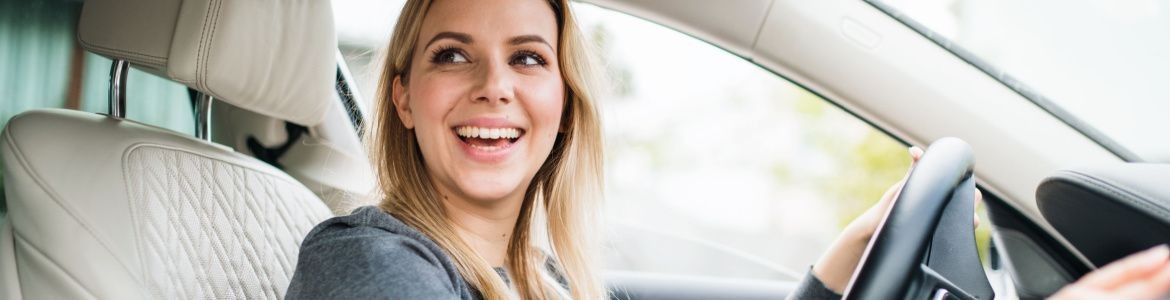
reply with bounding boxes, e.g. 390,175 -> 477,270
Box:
287,0 -> 1170,299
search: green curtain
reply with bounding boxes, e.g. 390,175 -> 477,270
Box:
1,0 -> 194,214
0,0 -> 75,126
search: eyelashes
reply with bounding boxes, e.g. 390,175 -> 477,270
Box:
429,46 -> 549,68
430,46 -> 468,64
510,50 -> 547,67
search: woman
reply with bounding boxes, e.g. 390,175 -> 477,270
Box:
287,0 -> 1170,299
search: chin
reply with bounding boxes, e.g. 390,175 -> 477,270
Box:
456,173 -> 529,203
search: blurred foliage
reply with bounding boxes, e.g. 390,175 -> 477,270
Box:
588,23 -> 634,98
790,91 -> 992,264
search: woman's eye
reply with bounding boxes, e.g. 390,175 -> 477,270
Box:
510,51 -> 547,67
432,48 -> 468,64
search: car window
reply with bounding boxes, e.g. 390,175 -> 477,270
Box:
572,3 -> 915,280
874,0 -> 1170,162
333,1 -> 975,281
0,1 -> 193,216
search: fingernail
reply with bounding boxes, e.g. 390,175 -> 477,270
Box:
909,147 -> 923,156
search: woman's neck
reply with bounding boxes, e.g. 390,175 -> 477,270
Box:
440,191 -> 523,268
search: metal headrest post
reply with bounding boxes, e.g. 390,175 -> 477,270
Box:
108,59 -> 129,118
193,92 -> 213,141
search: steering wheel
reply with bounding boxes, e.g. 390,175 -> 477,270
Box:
842,138 -> 994,300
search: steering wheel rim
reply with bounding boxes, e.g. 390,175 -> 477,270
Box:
842,138 -> 993,300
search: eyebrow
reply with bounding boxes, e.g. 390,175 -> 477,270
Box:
509,35 -> 553,50
422,31 -> 554,51
423,31 -> 473,50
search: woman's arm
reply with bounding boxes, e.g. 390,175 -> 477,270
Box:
811,147 -> 927,293
810,147 -> 1170,299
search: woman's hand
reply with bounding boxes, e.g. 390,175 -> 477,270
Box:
811,146 -> 983,293
1050,245 -> 1170,300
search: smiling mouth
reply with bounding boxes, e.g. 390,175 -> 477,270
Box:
454,126 -> 524,150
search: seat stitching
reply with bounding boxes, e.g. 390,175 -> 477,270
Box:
196,0 -> 212,92
1061,170 -> 1170,222
166,155 -> 240,299
1,120 -> 142,285
263,178 -> 299,288
233,170 -> 282,298
194,156 -> 248,299
205,162 -> 271,298
134,161 -> 191,298
150,151 -> 219,299
12,230 -> 100,299
264,179 -> 300,275
122,143 -> 326,299
208,0 -> 224,90
76,37 -> 167,61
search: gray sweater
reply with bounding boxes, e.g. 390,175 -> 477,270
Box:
286,206 -> 840,299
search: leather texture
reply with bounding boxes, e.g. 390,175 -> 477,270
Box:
0,217 -> 21,300
1038,163 -> 1170,267
77,0 -> 337,126
0,109 -> 332,299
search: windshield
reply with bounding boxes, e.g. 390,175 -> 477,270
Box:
876,0 -> 1170,162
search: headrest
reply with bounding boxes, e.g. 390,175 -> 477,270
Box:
1038,163 -> 1170,267
77,0 -> 337,126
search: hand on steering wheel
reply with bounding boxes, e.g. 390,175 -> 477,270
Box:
836,138 -> 993,300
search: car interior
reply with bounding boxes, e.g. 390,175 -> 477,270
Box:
1,0 -> 343,298
1,0 -> 1167,299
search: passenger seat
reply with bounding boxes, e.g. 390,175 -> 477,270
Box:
0,0 -> 337,298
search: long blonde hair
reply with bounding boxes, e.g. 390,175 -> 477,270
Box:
366,0 -> 606,299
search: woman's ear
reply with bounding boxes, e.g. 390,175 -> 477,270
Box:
391,76 -> 414,129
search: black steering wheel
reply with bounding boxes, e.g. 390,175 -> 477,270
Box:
842,138 -> 995,300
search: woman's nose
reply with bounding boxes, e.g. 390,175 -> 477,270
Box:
471,60 -> 514,104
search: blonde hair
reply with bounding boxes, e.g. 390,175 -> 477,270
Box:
366,0 -> 606,299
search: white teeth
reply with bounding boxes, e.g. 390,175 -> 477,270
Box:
455,126 -> 521,139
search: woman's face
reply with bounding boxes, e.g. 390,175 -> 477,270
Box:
393,0 -> 563,205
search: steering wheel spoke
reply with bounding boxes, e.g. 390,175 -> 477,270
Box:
843,138 -> 994,300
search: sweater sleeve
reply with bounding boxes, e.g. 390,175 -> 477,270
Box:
286,222 -> 465,300
786,268 -> 843,300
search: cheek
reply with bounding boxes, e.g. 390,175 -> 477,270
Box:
408,77 -> 463,133
520,77 -> 566,138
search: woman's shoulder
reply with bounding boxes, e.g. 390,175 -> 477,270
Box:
296,205 -> 448,267
288,206 -> 474,299
301,206 -> 429,245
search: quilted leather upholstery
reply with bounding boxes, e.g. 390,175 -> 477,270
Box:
0,109 -> 332,299
126,145 -> 329,299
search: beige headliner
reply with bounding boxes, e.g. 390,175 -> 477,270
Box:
580,0 -> 1121,259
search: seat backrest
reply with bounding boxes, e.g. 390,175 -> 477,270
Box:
0,0 -> 338,298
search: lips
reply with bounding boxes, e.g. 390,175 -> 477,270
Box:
449,118 -> 527,162
454,125 -> 523,150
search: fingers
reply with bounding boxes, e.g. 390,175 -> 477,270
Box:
975,189 -> 984,206
1115,256 -> 1170,299
909,146 -> 924,165
974,189 -> 983,228
877,179 -> 905,207
1078,245 -> 1170,289
1050,284 -> 1114,300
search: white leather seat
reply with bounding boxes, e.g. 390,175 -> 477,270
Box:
0,0 -> 338,298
